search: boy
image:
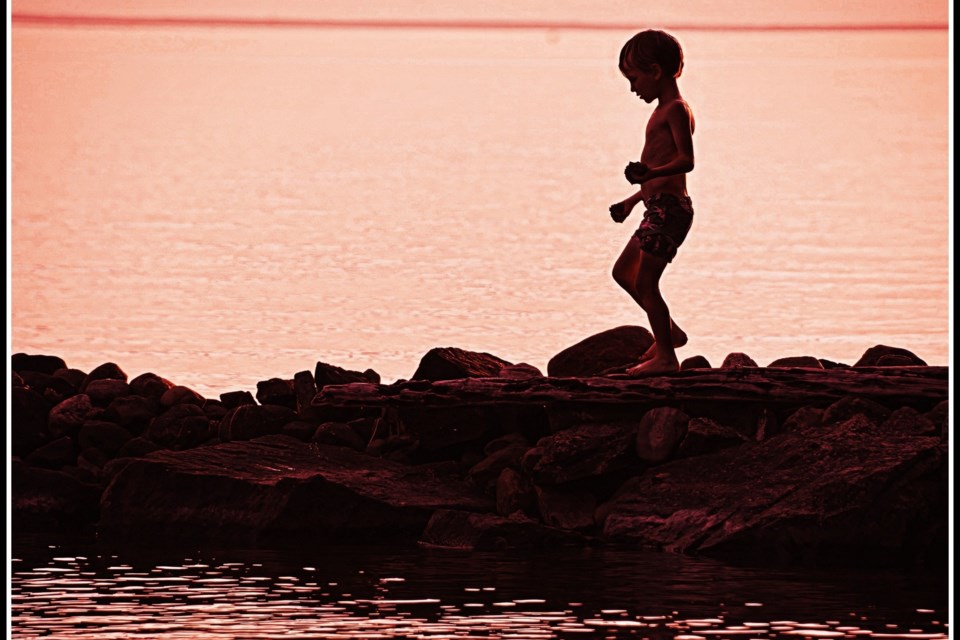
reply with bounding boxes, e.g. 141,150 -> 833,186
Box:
609,29 -> 695,376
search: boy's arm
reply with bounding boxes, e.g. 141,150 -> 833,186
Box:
637,101 -> 695,181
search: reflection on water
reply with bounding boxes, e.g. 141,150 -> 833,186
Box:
10,539 -> 948,639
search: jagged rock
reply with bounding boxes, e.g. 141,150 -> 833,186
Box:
599,413 -> 946,565
498,363 -> 544,380
496,468 -> 537,517
294,371 -> 318,413
528,424 -> 638,486
116,437 -> 160,459
412,347 -> 513,381
721,353 -> 758,368
311,422 -> 366,452
535,486 -> 596,530
257,378 -> 297,409
99,438 -> 491,544
467,444 -> 528,491
419,509 -> 585,550
680,355 -> 711,370
48,395 -> 97,438
782,406 -> 824,433
84,379 -> 131,407
12,353 -> 68,375
80,362 -> 127,392
636,407 -> 690,464
160,385 -> 205,408
881,407 -> 937,437
768,356 -> 824,368
79,421 -> 133,457
548,326 -> 653,377
822,396 -> 892,426
220,390 -> 256,409
144,404 -> 210,449
12,461 -> 101,532
12,386 -> 51,457
855,345 -> 927,367
677,417 -> 747,458
104,396 -> 158,434
26,437 -> 76,469
129,372 -> 175,400
314,361 -> 380,389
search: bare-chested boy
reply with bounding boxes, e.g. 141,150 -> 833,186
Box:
608,30 -> 695,376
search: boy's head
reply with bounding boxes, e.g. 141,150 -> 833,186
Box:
619,30 -> 684,79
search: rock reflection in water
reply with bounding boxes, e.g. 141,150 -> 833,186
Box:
10,541 -> 948,639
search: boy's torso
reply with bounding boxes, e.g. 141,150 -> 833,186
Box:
640,98 -> 693,201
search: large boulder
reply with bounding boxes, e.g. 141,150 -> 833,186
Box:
99,437 -> 492,544
314,361 -> 380,389
855,345 -> 927,367
547,326 -> 653,377
143,404 -> 211,449
526,423 -> 639,487
12,353 -> 68,375
12,461 -> 101,532
412,347 -> 513,381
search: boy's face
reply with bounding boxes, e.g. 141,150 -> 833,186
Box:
621,66 -> 660,103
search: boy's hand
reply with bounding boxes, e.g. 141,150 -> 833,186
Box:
609,201 -> 632,223
624,161 -> 649,185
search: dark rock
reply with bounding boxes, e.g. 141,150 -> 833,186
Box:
496,468 -> 537,517
20,371 -> 76,398
547,326 -> 653,377
721,353 -> 758,368
294,370 -> 318,413
467,445 -> 528,491
767,356 -> 824,368
281,420 -> 319,442
256,378 -> 297,409
84,379 -> 131,407
877,355 -> 920,367
12,371 -> 25,387
484,433 -> 528,456
53,368 -> 88,391
12,386 -> 51,457
822,396 -> 892,426
498,363 -> 544,380
395,405 -> 503,461
753,408 -> 780,441
220,390 -> 257,409
144,404 -> 210,449
104,396 -> 158,435
160,385 -> 205,408
599,414 -> 946,565
314,360 -> 380,389
79,421 -> 133,457
99,438 -> 491,544
48,395 -> 97,438
636,407 -> 690,464
312,422 -> 367,452
528,423 -> 639,486
419,509 -> 586,550
677,417 -> 747,457
881,407 -> 937,436
782,406 -> 824,433
924,400 -> 948,433
412,347 -> 513,381
202,399 -> 229,421
12,353 -> 68,375
12,461 -> 101,532
80,362 -> 128,392
219,404 -> 294,443
78,447 -> 110,477
818,359 -> 850,369
854,345 -> 927,367
680,355 -> 711,370
26,436 -> 77,469
116,437 -> 160,459
535,486 -> 596,530
366,436 -> 418,459
129,372 -> 175,399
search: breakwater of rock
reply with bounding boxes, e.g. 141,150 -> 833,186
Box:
10,327 -> 949,567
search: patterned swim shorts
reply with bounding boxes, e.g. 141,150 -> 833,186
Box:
634,193 -> 694,263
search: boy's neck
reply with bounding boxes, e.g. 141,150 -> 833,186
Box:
655,79 -> 681,106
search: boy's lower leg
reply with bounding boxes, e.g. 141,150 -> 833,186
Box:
627,258 -> 681,376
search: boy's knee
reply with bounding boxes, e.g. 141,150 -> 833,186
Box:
612,266 -> 632,290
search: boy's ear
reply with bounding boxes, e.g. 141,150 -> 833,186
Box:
651,63 -> 663,80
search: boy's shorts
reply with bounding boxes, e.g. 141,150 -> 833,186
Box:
634,193 -> 694,263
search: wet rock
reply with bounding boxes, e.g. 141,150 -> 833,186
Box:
160,385 -> 205,408
129,372 -> 175,400
26,436 -> 77,469
105,395 -> 158,434
855,345 -> 927,367
12,353 -> 68,375
721,353 -> 758,368
79,421 -> 133,458
548,325 -> 653,377
116,437 -> 160,459
767,356 -> 824,368
12,461 -> 101,532
822,396 -> 892,426
99,438 -> 491,544
257,378 -> 297,409
314,361 -> 380,389
680,355 -> 711,370
498,363 -> 544,380
535,486 -> 596,530
220,390 -> 257,409
312,422 -> 367,452
677,417 -> 747,458
412,347 -> 513,381
294,370 -> 318,413
84,379 -> 131,407
144,404 -> 211,449
467,444 -> 528,491
419,509 -> 586,550
496,468 -> 537,517
80,362 -> 127,392
881,407 -> 937,437
48,395 -> 97,438
528,424 -> 638,486
636,407 -> 690,464
12,386 -> 51,457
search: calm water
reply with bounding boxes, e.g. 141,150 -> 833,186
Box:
11,24 -> 949,397
9,537 -> 950,639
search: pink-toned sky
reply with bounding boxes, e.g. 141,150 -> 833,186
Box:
8,0 -> 950,27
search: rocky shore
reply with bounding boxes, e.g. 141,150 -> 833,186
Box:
11,327 -> 949,567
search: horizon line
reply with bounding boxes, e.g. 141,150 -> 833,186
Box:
10,13 -> 950,33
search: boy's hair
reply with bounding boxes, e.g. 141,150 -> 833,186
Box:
619,30 -> 684,78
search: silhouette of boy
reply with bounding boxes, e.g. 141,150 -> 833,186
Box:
609,30 -> 695,376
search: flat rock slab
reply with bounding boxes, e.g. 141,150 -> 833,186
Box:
100,436 -> 492,545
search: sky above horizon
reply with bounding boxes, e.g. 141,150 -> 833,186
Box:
8,0 -> 950,28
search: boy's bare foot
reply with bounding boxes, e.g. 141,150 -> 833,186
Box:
636,327 -> 689,364
626,356 -> 681,377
